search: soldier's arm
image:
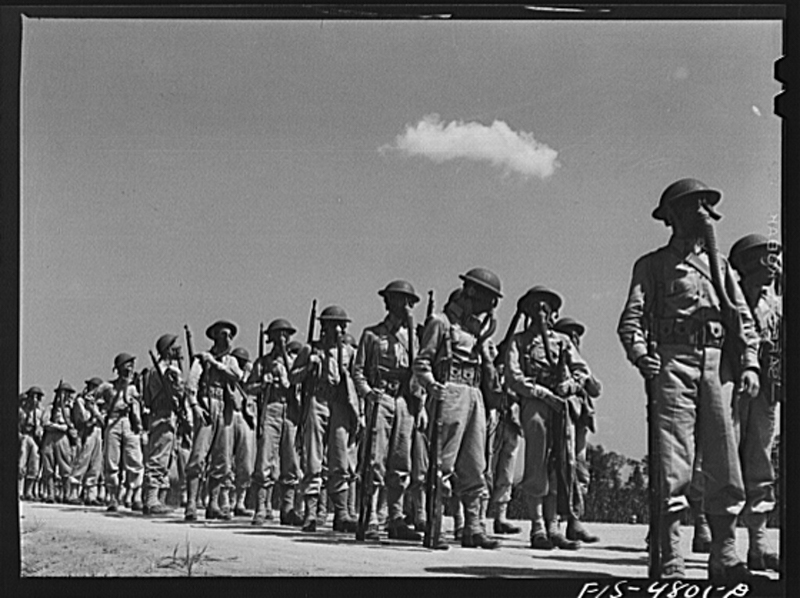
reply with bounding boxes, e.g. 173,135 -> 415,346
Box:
244,357 -> 264,394
352,329 -> 376,399
480,338 -> 503,401
185,358 -> 203,408
289,344 -> 314,385
617,254 -> 654,366
505,335 -> 538,400
413,314 -> 447,393
726,259 -> 760,373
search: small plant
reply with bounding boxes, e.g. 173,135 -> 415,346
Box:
156,535 -> 212,577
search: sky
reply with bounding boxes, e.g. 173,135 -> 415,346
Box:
20,15 -> 782,460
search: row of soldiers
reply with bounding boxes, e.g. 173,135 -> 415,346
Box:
18,178 -> 781,582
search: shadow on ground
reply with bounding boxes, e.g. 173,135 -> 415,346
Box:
424,565 -> 616,578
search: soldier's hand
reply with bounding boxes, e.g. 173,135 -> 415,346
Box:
428,381 -> 446,400
556,378 -> 581,397
417,407 -> 429,432
262,372 -> 274,387
738,369 -> 760,398
308,354 -> 322,377
191,405 -> 205,427
635,354 -> 661,379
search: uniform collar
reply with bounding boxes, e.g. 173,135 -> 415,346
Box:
383,312 -> 405,334
669,234 -> 705,257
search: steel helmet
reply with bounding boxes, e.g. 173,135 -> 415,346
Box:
553,316 -> 586,337
27,385 -> 44,398
156,333 -> 178,356
458,267 -> 503,298
286,340 -> 303,353
114,352 -> 136,370
231,347 -> 250,362
652,178 -> 722,221
517,285 -> 563,315
378,280 -> 420,304
729,233 -> 779,271
266,318 -> 297,335
205,319 -> 238,340
318,305 -> 351,322
55,381 -> 76,394
84,377 -> 104,388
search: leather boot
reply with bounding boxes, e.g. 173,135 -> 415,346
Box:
302,494 -> 319,532
43,478 -> 56,504
218,484 -> 232,520
347,481 -> 357,520
659,510 -> 686,578
707,513 -> 756,584
317,486 -> 328,526
105,484 -> 119,512
692,513 -> 712,553
66,478 -> 82,505
148,485 -> 173,515
743,512 -> 781,573
280,484 -> 303,526
184,477 -> 200,521
262,485 -> 273,520
461,495 -> 499,549
566,517 -> 599,543
84,484 -> 100,506
331,490 -> 357,533
23,478 -> 35,501
544,494 -> 579,550
159,487 -> 171,507
233,488 -> 253,517
493,503 -> 522,535
252,487 -> 269,525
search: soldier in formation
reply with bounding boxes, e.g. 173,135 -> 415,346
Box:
20,206 -> 781,580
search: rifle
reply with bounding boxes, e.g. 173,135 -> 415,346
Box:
416,290 -> 434,342
423,324 -> 451,549
295,300 -> 318,450
184,324 -> 211,426
148,349 -> 189,433
645,318 -> 662,578
256,322 -> 265,438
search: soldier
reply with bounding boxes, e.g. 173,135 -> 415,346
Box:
248,319 -> 303,526
414,268 -> 504,549
353,280 -> 423,541
229,346 -> 256,517
505,287 -> 590,551
184,320 -> 244,521
19,386 -> 45,501
552,317 -> 602,543
40,381 -> 77,503
66,377 -> 105,506
617,178 -> 761,582
729,233 -> 782,574
142,334 -> 185,515
95,354 -> 145,512
485,339 -> 523,536
291,305 -> 360,533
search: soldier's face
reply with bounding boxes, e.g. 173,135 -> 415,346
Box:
118,361 -> 135,378
214,327 -> 234,347
470,287 -> 498,316
385,293 -> 414,318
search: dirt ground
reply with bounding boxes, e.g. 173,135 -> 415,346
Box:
18,501 -> 783,588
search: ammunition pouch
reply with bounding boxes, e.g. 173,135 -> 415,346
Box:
445,361 -> 481,387
655,318 -> 724,348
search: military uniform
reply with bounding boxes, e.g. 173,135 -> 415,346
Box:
353,281 -> 421,540
184,320 -> 244,521
143,335 -> 184,514
227,348 -> 256,517
505,289 -> 590,550
40,383 -> 77,503
67,378 -> 105,505
248,322 -> 303,525
97,356 -> 145,511
414,269 -> 503,549
291,306 -> 361,532
484,383 -> 522,534
19,388 -> 44,500
729,233 -> 782,573
618,178 -> 760,581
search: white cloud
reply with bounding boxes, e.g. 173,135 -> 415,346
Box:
381,114 -> 559,179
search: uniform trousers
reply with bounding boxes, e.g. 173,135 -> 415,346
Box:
144,416 -> 175,491
300,385 -> 356,497
69,427 -> 103,487
19,434 -> 40,480
252,401 -> 301,490
366,392 -> 414,524
485,408 -> 522,509
186,397 -> 230,483
653,345 -> 745,516
228,406 -> 255,491
733,389 -> 777,515
432,382 -> 488,535
41,431 -> 73,483
104,416 -> 144,491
